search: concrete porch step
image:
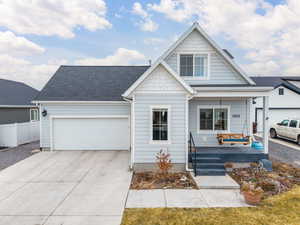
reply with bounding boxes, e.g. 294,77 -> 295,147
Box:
192,157 -> 223,163
191,174 -> 240,189
197,163 -> 225,169
195,168 -> 226,176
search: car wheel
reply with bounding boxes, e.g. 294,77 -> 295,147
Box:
298,136 -> 300,145
270,129 -> 277,138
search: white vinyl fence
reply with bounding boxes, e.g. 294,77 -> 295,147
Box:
0,121 -> 39,147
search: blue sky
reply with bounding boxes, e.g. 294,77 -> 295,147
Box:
0,0 -> 299,89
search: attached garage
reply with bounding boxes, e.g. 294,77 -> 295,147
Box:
256,108 -> 300,132
51,116 -> 130,150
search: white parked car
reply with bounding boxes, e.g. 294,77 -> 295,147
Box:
270,119 -> 300,145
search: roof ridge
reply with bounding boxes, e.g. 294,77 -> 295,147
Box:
61,65 -> 150,67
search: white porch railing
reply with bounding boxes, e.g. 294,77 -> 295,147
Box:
0,121 -> 40,147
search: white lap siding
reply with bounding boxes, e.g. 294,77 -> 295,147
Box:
39,103 -> 130,148
134,94 -> 187,163
189,98 -> 251,146
164,30 -> 247,85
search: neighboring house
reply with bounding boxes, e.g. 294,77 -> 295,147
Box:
34,23 -> 273,175
0,79 -> 39,124
251,76 -> 300,132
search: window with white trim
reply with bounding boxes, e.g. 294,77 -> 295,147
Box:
151,107 -> 169,141
179,54 -> 208,78
198,107 -> 229,131
30,109 -> 39,121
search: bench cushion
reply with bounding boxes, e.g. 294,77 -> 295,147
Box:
223,138 -> 248,142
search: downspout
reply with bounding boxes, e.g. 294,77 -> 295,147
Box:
185,94 -> 195,172
35,102 -> 42,151
123,97 -> 134,170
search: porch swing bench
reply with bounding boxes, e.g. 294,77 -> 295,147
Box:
217,133 -> 251,145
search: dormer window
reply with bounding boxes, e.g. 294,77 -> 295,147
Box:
179,54 -> 209,78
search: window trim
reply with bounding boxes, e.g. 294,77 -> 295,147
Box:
30,108 -> 39,121
178,52 -> 210,80
149,105 -> 171,145
197,105 -> 230,134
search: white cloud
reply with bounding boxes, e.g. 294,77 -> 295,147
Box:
0,31 -> 45,56
242,61 -> 280,76
144,37 -> 165,45
132,2 -> 158,32
0,54 -> 60,89
149,0 -> 300,76
132,2 -> 148,18
140,18 -> 159,32
0,0 -> 111,38
148,0 -> 192,22
75,48 -> 146,65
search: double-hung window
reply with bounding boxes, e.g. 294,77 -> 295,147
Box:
151,106 -> 170,143
179,54 -> 209,78
198,106 -> 229,132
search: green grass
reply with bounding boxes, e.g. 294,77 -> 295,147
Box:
121,186 -> 300,225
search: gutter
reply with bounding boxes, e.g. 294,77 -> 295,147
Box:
123,97 -> 134,170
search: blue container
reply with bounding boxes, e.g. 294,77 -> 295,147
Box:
251,141 -> 264,150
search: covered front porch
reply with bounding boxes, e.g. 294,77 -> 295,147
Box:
187,86 -> 271,175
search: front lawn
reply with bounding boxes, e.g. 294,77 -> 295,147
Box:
121,186 -> 300,225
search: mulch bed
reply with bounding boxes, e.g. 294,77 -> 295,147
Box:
130,172 -> 198,189
229,160 -> 300,199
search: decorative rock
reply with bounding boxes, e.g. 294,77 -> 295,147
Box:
259,159 -> 272,172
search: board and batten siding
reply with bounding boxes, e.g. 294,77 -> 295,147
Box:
164,30 -> 247,85
134,93 -> 187,163
40,103 -> 130,148
189,98 -> 251,146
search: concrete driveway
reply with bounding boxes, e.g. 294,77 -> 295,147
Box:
0,151 -> 132,225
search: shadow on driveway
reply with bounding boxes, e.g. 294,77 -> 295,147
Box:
0,141 -> 40,170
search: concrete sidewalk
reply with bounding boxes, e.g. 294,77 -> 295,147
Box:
126,189 -> 249,208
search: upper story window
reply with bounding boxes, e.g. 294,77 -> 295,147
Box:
278,88 -> 284,95
179,54 -> 209,78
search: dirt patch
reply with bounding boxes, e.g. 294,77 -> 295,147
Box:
229,160 -> 300,199
130,172 -> 198,189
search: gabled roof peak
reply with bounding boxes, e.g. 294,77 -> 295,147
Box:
157,22 -> 255,85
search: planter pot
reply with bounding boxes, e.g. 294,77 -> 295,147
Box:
242,191 -> 263,205
225,168 -> 233,172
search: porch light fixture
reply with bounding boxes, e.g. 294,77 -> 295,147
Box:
42,109 -> 47,117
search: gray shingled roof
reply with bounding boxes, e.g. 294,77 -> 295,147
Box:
251,76 -> 300,94
0,79 -> 39,106
35,66 -> 150,101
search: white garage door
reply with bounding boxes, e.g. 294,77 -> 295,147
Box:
52,117 -> 130,150
257,109 -> 300,132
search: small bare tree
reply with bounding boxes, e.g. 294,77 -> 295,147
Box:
156,149 -> 173,178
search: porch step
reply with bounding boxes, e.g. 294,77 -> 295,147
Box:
197,163 -> 225,169
196,168 -> 226,176
191,157 -> 223,163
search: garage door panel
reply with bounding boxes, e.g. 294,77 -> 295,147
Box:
257,109 -> 300,132
52,118 -> 130,150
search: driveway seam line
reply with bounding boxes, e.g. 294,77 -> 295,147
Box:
0,151 -> 59,204
41,152 -> 116,225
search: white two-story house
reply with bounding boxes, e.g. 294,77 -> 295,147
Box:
34,23 -> 273,176
251,76 -> 300,132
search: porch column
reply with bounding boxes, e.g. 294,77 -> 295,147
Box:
262,96 -> 269,154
